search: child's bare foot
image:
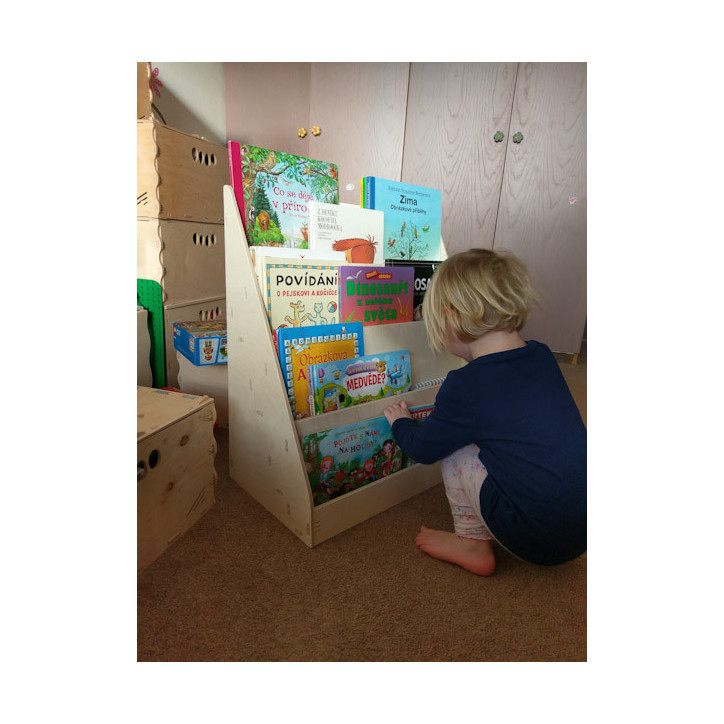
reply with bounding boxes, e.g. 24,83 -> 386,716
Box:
415,526 -> 496,576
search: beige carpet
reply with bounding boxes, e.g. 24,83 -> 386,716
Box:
137,362 -> 586,661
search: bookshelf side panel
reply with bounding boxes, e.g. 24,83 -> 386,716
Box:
224,186 -> 314,546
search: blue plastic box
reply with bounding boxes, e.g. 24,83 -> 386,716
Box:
172,320 -> 228,366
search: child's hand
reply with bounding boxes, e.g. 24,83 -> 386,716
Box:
384,400 -> 412,425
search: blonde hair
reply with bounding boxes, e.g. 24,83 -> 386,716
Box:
422,248 -> 539,354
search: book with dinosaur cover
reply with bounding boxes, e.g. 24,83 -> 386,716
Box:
263,257 -> 343,330
229,141 -> 339,247
307,201 -> 385,265
307,349 -> 412,415
275,322 -> 364,419
301,403 -> 434,505
338,264 -> 414,326
387,259 -> 443,320
361,176 -> 442,261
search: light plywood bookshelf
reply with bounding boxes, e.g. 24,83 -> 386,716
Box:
223,186 -> 462,546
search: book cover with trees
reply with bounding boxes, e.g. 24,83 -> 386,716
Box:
232,142 -> 339,248
361,177 -> 442,261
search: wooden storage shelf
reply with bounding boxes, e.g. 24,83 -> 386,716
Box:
223,186 -> 462,547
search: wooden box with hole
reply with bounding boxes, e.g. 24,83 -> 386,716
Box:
137,217 -> 226,306
137,119 -> 229,223
137,386 -> 218,572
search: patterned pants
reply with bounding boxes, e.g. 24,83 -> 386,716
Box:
441,444 -> 494,541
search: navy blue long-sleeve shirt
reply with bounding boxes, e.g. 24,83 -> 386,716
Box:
391,340 -> 586,565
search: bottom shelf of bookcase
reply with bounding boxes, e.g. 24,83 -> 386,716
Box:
310,462 -> 443,545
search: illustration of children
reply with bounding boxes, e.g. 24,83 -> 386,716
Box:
317,456 -> 336,497
363,458 -> 377,483
380,439 -> 397,477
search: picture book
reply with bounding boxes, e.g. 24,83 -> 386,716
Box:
275,322 -> 364,419
263,257 -> 343,330
405,403 -> 436,466
307,349 -> 412,415
250,247 -> 346,302
338,264 -> 414,326
301,415 -> 404,505
361,176 -> 442,261
307,201 -> 385,265
227,141 -> 246,225
301,402 -> 434,505
230,142 -> 339,248
387,259 -> 443,320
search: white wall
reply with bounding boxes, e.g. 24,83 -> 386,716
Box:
149,62 -> 226,146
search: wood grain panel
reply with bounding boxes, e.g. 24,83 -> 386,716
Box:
225,62 -> 312,156
309,63 -> 410,205
494,63 -> 587,355
402,63 -> 517,256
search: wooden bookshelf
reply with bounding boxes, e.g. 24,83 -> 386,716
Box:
223,186 -> 463,547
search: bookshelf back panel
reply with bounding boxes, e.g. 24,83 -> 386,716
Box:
363,321 -> 463,385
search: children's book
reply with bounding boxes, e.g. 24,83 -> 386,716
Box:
227,141 -> 246,225
301,402 -> 434,505
275,322 -> 364,419
229,141 -> 339,248
387,259 -> 443,320
263,257 -> 343,330
250,247 -> 346,301
301,415 -> 404,505
307,349 -> 412,415
307,201 -> 385,265
361,176 -> 442,261
338,264 -> 414,326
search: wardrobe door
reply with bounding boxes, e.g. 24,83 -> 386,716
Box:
494,62 -> 587,355
402,62 -> 518,257
225,63 -> 312,156
309,62 -> 410,205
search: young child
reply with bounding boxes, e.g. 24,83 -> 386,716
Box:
383,248 -> 586,576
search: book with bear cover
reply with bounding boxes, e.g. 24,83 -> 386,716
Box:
361,176 -> 442,261
338,264 -> 414,326
275,322 -> 364,419
301,403 -> 434,505
228,141 -> 339,247
307,201 -> 385,265
307,349 -> 412,415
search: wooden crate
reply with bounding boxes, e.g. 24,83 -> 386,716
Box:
137,217 -> 226,306
162,295 -> 226,388
137,119 -> 229,223
137,62 -> 152,119
137,386 -> 217,571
